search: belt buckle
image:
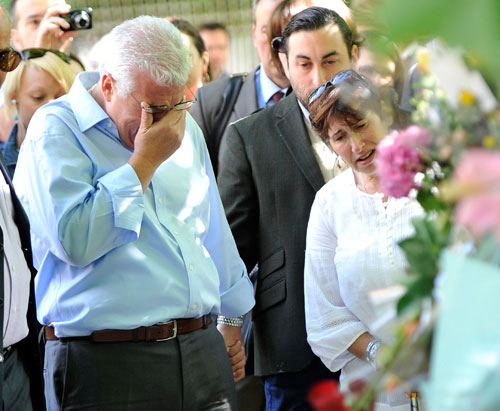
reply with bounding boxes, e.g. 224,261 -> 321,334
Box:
156,319 -> 177,341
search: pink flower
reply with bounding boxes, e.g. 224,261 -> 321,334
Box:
397,125 -> 432,150
452,149 -> 500,240
377,130 -> 424,198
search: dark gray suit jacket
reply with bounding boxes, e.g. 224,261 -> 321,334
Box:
218,92 -> 327,376
0,153 -> 45,410
190,68 -> 258,176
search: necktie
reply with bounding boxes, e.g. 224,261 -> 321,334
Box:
268,91 -> 284,106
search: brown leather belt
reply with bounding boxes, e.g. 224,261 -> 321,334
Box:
44,315 -> 212,343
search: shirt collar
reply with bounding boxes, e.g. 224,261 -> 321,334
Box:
297,99 -> 311,125
258,65 -> 288,104
67,71 -> 110,132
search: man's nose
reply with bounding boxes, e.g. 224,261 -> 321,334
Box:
311,66 -> 329,88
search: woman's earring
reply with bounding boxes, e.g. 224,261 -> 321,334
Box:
12,99 -> 18,121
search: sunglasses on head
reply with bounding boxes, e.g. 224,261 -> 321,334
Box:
271,37 -> 285,53
20,48 -> 72,64
308,69 -> 367,107
0,48 -> 22,72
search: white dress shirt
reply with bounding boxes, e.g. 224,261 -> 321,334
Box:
304,168 -> 424,410
1,172 -> 30,348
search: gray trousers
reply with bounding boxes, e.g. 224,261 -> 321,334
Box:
44,322 -> 237,411
2,345 -> 33,411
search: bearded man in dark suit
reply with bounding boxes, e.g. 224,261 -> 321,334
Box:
217,7 -> 359,410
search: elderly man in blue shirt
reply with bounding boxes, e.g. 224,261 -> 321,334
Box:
13,15 -> 255,411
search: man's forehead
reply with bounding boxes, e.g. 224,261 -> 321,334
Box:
288,24 -> 346,54
15,0 -> 51,19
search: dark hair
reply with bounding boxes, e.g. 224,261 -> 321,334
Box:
199,21 -> 229,36
268,1 -> 362,78
170,18 -> 206,58
309,70 -> 383,144
267,0 -> 296,78
170,18 -> 212,81
281,7 -> 353,58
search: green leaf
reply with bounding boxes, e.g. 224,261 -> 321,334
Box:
399,237 -> 437,278
417,190 -> 447,213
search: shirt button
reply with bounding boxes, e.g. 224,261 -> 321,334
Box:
192,304 -> 198,310
173,230 -> 179,235
107,122 -> 112,127
11,265 -> 15,271
158,197 -> 163,205
188,264 -> 193,271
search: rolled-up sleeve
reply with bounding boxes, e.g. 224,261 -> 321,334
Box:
14,114 -> 144,268
304,194 -> 368,372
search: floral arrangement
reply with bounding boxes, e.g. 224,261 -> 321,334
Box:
307,29 -> 500,411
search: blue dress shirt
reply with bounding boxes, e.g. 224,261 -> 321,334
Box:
13,72 -> 255,337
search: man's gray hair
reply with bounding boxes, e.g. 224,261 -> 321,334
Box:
99,15 -> 192,97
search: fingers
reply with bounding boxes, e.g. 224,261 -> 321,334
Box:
234,367 -> 245,382
226,340 -> 246,382
60,34 -> 78,54
35,4 -> 78,50
138,102 -> 154,131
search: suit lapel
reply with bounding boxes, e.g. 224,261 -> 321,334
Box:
232,69 -> 258,120
274,93 -> 325,192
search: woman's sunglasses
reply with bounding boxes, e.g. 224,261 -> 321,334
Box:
0,47 -> 71,73
0,48 -> 21,72
308,69 -> 368,107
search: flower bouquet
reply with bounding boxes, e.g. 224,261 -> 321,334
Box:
353,42 -> 500,411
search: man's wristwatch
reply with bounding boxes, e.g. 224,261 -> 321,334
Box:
216,315 -> 244,327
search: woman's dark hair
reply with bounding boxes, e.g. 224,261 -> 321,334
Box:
169,18 -> 212,82
170,18 -> 206,58
309,70 -> 383,144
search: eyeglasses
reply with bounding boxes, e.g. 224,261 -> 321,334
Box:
20,48 -> 71,64
131,93 -> 196,114
308,69 -> 367,107
0,48 -> 22,72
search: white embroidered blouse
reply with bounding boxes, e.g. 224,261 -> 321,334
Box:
304,168 -> 424,408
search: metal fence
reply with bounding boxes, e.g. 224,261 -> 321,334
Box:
69,0 -> 259,73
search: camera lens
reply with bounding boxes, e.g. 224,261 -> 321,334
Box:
73,11 -> 90,29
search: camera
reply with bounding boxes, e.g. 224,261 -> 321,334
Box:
61,7 -> 93,31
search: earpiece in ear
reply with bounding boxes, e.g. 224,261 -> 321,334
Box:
12,100 -> 18,120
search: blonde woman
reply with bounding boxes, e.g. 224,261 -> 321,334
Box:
2,48 -> 75,178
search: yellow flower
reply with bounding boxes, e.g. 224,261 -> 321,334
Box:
482,135 -> 497,148
459,90 -> 476,106
416,49 -> 430,74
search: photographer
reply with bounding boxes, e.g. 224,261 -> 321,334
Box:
10,0 -> 78,52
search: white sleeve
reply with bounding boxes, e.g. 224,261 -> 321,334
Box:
304,192 -> 368,372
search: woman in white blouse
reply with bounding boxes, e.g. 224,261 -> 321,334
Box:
305,69 -> 424,410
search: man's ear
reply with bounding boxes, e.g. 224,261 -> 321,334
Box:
251,24 -> 257,49
350,44 -> 359,69
279,53 -> 291,81
101,73 -> 114,102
